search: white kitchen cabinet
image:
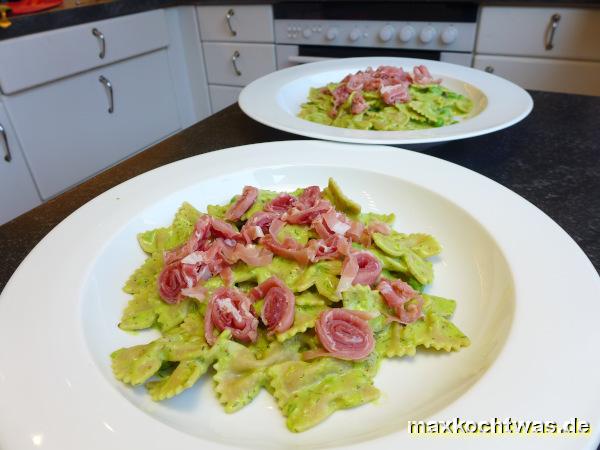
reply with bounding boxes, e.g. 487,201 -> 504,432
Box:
0,103 -> 41,225
474,55 -> 600,96
3,49 -> 181,199
203,42 -> 276,87
209,85 -> 242,113
477,7 -> 600,61
197,5 -> 274,43
0,10 -> 169,94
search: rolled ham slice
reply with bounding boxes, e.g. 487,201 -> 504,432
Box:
412,65 -> 441,85
204,287 -> 258,345
352,251 -> 383,286
250,276 -> 295,334
163,215 -> 211,265
264,193 -> 297,213
311,308 -> 375,360
377,279 -> 423,324
241,211 -> 279,243
224,186 -> 259,221
309,234 -> 350,261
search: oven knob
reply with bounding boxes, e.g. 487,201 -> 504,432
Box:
441,26 -> 458,44
325,27 -> 338,41
379,25 -> 395,42
349,28 -> 362,42
302,28 -> 312,39
398,25 -> 415,42
419,26 -> 437,44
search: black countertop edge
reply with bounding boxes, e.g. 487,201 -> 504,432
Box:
1,0 -> 600,41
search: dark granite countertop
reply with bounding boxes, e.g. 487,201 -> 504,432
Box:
1,0 -> 599,40
0,90 -> 598,293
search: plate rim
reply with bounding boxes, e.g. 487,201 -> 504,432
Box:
0,140 -> 598,450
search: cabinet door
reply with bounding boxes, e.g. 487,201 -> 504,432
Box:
197,5 -> 274,43
203,42 -> 276,87
209,85 -> 242,113
477,7 -> 600,61
474,54 -> 600,96
3,49 -> 181,200
0,103 -> 41,225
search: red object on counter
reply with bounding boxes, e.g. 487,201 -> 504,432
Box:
6,0 -> 63,15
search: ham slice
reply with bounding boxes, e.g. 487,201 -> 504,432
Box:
204,287 -> 258,345
224,186 -> 259,221
210,217 -> 242,241
163,215 -> 211,265
310,309 -> 375,360
351,92 -> 369,114
352,251 -> 383,286
181,283 -> 208,301
336,252 -> 359,297
309,234 -> 350,261
298,186 -> 322,208
250,276 -> 295,334
283,200 -> 331,225
377,279 -> 423,324
241,211 -> 279,243
260,234 -> 315,265
264,193 -> 297,213
412,65 -> 441,85
380,83 -> 410,105
158,261 -> 203,303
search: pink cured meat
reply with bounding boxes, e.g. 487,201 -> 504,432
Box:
377,279 -> 424,324
233,243 -> 273,267
313,309 -> 375,360
336,252 -> 359,297
345,220 -> 365,243
250,276 -> 295,334
367,221 -> 391,236
260,234 -> 315,265
351,93 -> 369,114
158,262 -> 199,303
352,251 -> 383,286
412,65 -> 441,85
204,287 -> 258,345
210,217 -> 242,241
224,186 -> 259,221
181,283 -> 208,301
163,215 -> 211,265
241,211 -> 279,243
284,201 -> 331,225
264,193 -> 297,213
380,84 -> 410,105
310,234 -> 350,261
297,186 -> 322,209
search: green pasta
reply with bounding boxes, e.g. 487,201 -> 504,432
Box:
110,179 -> 470,432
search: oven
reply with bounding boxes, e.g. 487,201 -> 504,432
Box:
273,2 -> 479,70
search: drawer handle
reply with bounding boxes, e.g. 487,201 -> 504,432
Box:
231,50 -> 242,76
99,75 -> 114,114
545,14 -> 561,51
226,9 -> 237,37
0,122 -> 11,162
92,28 -> 106,59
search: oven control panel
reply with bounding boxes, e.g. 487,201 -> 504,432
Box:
275,20 -> 476,52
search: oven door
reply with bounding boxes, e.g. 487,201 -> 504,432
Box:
275,44 -> 472,69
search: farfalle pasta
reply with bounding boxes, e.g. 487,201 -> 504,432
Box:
111,179 -> 470,432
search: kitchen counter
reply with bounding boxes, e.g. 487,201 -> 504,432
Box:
1,0 -> 599,40
0,90 -> 598,292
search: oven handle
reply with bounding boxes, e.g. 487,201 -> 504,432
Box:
288,55 -> 333,64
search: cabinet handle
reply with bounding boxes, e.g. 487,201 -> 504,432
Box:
545,14 -> 561,50
99,75 -> 114,114
225,9 -> 237,37
0,122 -> 11,162
231,51 -> 242,76
92,28 -> 106,59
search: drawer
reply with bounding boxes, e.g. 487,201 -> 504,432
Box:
197,5 -> 274,42
203,42 -> 276,87
477,7 -> 600,61
0,10 -> 169,94
209,85 -> 242,113
3,50 -> 181,199
474,54 -> 600,96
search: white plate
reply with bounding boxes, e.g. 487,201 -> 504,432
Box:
239,57 -> 533,145
1,141 -> 598,450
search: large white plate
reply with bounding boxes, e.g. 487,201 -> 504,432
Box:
1,141 -> 599,450
239,57 -> 533,144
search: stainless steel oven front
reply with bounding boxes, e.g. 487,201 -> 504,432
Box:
274,2 -> 479,69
